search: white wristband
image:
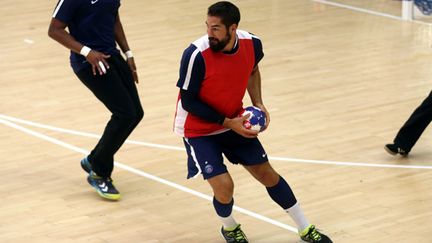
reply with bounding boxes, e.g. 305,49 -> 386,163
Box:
125,50 -> 133,58
80,46 -> 91,57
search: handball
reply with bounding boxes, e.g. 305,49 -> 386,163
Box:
240,106 -> 267,132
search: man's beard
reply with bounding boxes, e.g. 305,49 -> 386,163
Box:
209,32 -> 231,52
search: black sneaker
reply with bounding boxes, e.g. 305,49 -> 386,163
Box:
300,225 -> 332,243
87,172 -> 121,201
220,224 -> 248,243
80,157 -> 92,173
384,144 -> 409,157
415,0 -> 432,15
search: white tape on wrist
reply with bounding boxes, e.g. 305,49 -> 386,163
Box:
125,50 -> 133,58
80,46 -> 91,57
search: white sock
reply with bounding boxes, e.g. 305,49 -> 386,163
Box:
218,214 -> 238,230
285,202 -> 310,232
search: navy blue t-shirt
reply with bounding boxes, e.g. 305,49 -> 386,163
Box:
52,0 -> 121,73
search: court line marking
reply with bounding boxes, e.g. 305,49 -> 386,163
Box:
0,116 -> 298,233
312,0 -> 432,25
23,38 -> 34,44
1,113 -> 431,170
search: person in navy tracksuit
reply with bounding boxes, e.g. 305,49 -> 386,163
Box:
48,0 -> 143,201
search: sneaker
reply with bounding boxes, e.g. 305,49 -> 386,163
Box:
87,172 -> 121,201
220,224 -> 248,243
384,144 -> 409,157
415,0 -> 432,15
80,157 -> 92,173
300,225 -> 332,243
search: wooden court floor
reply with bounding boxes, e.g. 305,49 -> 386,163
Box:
1,0 -> 431,242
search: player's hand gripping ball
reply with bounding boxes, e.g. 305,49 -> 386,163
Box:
240,106 -> 267,132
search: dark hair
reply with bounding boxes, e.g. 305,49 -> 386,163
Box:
207,1 -> 241,29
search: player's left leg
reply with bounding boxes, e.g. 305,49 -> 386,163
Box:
244,162 -> 332,243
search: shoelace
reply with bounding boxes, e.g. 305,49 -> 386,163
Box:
94,177 -> 115,189
308,228 -> 322,241
104,178 -> 116,188
227,229 -> 246,241
92,175 -> 113,183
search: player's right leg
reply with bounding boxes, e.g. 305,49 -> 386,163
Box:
75,55 -> 143,200
207,174 -> 248,243
183,135 -> 248,243
76,58 -> 143,174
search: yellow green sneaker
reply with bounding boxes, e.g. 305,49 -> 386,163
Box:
87,171 -> 121,201
220,224 -> 248,243
300,224 -> 332,243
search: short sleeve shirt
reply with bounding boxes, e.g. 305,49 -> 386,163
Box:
52,0 -> 121,73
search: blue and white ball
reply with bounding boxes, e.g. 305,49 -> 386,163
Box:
241,106 -> 267,132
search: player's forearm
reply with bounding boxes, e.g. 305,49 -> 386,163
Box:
247,66 -> 264,106
114,15 -> 131,53
180,89 -> 225,125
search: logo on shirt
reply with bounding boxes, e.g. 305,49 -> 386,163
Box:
91,0 -> 99,4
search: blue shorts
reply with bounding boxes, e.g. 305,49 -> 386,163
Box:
183,130 -> 269,179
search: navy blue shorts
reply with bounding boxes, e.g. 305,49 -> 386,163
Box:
183,130 -> 269,179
